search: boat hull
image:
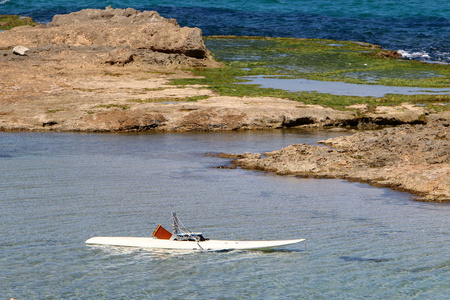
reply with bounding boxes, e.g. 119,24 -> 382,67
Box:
85,236 -> 305,251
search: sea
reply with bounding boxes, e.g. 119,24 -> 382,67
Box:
1,1 -> 450,299
0,0 -> 449,63
1,131 -> 450,299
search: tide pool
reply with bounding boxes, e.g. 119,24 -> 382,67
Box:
242,75 -> 450,97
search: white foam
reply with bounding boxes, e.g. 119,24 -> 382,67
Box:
0,0 -> 11,4
398,50 -> 431,59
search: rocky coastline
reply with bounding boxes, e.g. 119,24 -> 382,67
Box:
0,7 -> 446,133
1,8 -> 449,202
221,119 -> 450,202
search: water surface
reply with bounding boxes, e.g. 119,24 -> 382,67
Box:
242,75 -> 450,97
1,0 -> 449,62
1,130 -> 449,299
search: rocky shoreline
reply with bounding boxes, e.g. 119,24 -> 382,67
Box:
1,8 -> 449,202
0,7 -> 446,132
221,120 -> 450,202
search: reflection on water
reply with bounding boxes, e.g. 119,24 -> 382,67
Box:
1,130 -> 449,299
242,75 -> 450,97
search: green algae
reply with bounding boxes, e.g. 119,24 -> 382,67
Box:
47,109 -> 64,114
172,36 -> 449,111
204,36 -> 450,87
0,15 -> 39,30
92,104 -> 130,110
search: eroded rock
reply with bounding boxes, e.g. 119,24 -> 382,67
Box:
0,7 -> 212,61
84,111 -> 166,131
229,121 -> 450,202
105,47 -> 134,66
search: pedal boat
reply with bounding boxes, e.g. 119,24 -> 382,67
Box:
86,213 -> 305,251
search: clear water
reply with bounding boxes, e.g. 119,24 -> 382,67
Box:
1,131 -> 449,299
1,0 -> 449,63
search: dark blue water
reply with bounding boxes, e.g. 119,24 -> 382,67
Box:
1,0 -> 449,62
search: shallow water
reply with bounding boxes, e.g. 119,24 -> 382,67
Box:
242,75 -> 450,97
1,130 -> 449,299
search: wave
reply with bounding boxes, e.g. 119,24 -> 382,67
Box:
0,0 -> 11,4
398,50 -> 431,60
398,49 -> 450,64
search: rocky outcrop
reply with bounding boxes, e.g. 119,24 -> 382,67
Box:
225,121 -> 450,202
160,98 -> 357,131
0,8 -> 444,133
83,111 -> 167,131
0,7 -> 217,67
344,103 -> 428,127
1,9 -> 448,204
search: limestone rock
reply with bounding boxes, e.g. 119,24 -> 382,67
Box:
12,45 -> 29,56
0,7 -> 207,59
49,6 -> 177,27
231,121 -> 450,202
105,47 -> 134,66
173,107 -> 247,131
84,111 -> 166,131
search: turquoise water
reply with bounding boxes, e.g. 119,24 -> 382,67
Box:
1,0 -> 449,62
1,131 -> 449,299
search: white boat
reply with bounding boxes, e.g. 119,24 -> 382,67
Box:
86,213 -> 305,251
85,236 -> 305,251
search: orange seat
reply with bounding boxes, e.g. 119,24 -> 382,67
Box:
152,224 -> 173,239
